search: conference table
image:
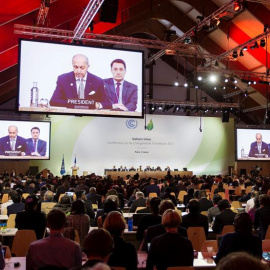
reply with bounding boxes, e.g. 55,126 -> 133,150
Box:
106,170 -> 193,180
4,252 -> 216,270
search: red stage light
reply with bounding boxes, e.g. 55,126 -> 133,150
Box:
234,1 -> 241,11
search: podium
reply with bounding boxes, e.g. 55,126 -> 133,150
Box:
71,166 -> 79,176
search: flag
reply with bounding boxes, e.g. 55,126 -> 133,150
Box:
74,155 -> 77,167
60,155 -> 66,175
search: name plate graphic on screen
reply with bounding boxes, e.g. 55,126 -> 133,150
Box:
0,120 -> 51,160
17,39 -> 144,118
236,128 -> 270,161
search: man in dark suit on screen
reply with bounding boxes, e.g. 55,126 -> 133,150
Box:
103,59 -> 138,111
50,54 -> 110,109
26,127 -> 47,156
248,133 -> 269,157
0,125 -> 27,156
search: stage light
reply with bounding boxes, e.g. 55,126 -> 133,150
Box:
232,51 -> 238,58
239,49 -> 244,57
215,60 -> 219,67
196,15 -> 204,22
184,82 -> 188,87
234,1 -> 241,11
158,105 -> 163,110
224,78 -> 229,83
260,39 -> 266,47
243,90 -> 248,97
243,46 -> 248,51
174,80 -> 179,86
198,76 -> 202,81
230,78 -> 237,84
209,74 -> 217,83
214,87 -> 217,90
184,37 -> 191,44
264,24 -> 269,32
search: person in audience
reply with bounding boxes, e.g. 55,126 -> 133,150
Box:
15,195 -> 46,239
53,194 -> 72,214
86,187 -> 103,209
174,180 -> 187,194
216,252 -> 267,270
23,182 -> 37,194
145,179 -> 160,197
7,191 -> 25,216
1,190 -> 14,214
198,190 -> 213,212
207,194 -> 222,225
41,190 -> 55,215
129,191 -> 147,213
215,213 -> 262,263
245,190 -> 259,213
254,194 -> 270,239
181,199 -> 209,236
75,190 -> 95,224
127,188 -> 140,207
247,196 -> 260,222
105,189 -> 125,209
103,211 -> 137,270
55,181 -> 70,202
183,188 -> 194,207
146,209 -> 193,270
137,197 -> 151,213
160,187 -> 177,206
214,182 -> 225,194
71,228 -> 114,270
26,209 -> 82,270
66,200 -> 90,248
142,200 -> 187,251
75,179 -> 89,193
212,199 -> 236,234
136,197 -> 162,241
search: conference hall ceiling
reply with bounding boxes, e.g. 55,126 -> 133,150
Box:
1,0 -> 270,124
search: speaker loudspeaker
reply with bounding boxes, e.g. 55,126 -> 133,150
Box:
222,111 -> 229,122
100,0 -> 118,23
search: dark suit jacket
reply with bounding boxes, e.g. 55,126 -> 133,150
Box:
129,197 -> 147,213
145,184 -> 160,197
181,212 -> 209,236
26,138 -> 47,156
199,197 -> 213,212
254,206 -> 270,239
50,71 -> 110,108
146,232 -> 194,270
103,78 -> 138,111
215,232 -> 262,263
212,209 -> 236,234
7,202 -> 25,216
0,135 -> 27,155
249,141 -> 269,157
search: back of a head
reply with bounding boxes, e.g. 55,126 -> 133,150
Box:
44,190 -> 54,202
25,195 -> 39,211
159,199 -> 175,215
136,191 -> 144,199
212,194 -> 222,205
10,191 -> 21,203
83,228 -> 113,258
216,252 -> 267,270
75,190 -> 85,200
234,213 -> 253,234
218,199 -> 230,211
199,190 -> 207,199
103,211 -> 126,236
187,188 -> 194,196
71,199 -> 85,215
259,194 -> 270,207
89,187 -> 96,194
188,199 -> 200,214
47,209 -> 66,230
103,199 -> 118,214
150,197 -> 161,214
162,209 -> 181,228
60,195 -> 72,205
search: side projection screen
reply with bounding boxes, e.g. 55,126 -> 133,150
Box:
17,39 -> 144,118
0,120 -> 51,160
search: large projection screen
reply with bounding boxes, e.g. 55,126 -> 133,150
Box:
17,39 -> 143,118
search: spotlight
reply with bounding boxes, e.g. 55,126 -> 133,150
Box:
158,105 -> 163,110
233,1 -> 241,11
174,81 -> 179,86
260,39 -> 266,47
240,49 -> 244,57
230,78 -> 237,84
196,15 -> 204,22
213,18 -> 220,26
264,24 -> 269,32
184,82 -> 188,87
214,87 -> 217,90
242,46 -> 248,51
232,51 -> 238,58
173,106 -> 180,113
243,90 -> 248,97
224,78 -> 229,83
184,37 -> 191,44
198,76 -> 202,81
209,74 -> 217,83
